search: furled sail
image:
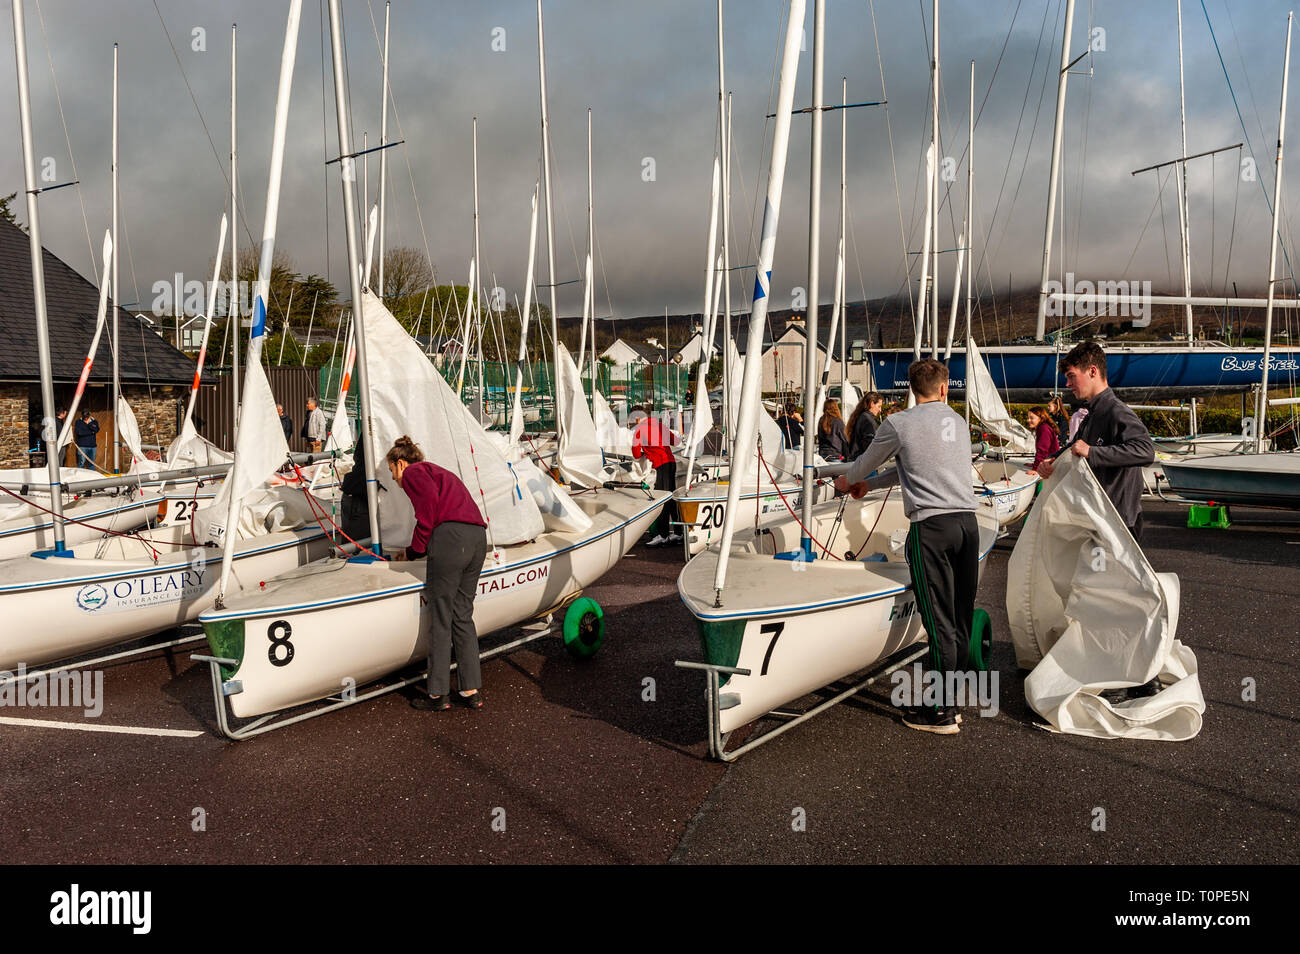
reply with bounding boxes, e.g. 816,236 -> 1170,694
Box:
967,336 -> 1034,454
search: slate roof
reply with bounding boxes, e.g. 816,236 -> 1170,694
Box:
0,217 -> 203,386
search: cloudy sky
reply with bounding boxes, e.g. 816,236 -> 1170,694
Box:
2,0 -> 1298,326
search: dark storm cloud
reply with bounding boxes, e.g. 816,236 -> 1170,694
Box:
2,0 -> 1296,324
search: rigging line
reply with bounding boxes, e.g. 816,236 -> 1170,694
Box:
149,0 -> 255,253
982,0 -> 1060,286
1120,173 -> 1170,276
362,0 -> 438,289
1207,0 -> 1296,286
32,0 -> 95,277
1223,146 -> 1241,298
973,0 -> 1056,286
868,0 -> 916,332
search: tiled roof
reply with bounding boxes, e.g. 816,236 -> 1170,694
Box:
0,217 -> 202,385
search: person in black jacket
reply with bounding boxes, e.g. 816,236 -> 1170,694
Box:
846,391 -> 883,461
1037,341 -> 1154,540
277,403 -> 293,443
817,399 -> 848,461
1037,341 -> 1157,700
775,402 -> 804,448
339,437 -> 372,543
74,410 -> 100,469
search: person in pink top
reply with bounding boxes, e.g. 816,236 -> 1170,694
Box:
386,436 -> 488,712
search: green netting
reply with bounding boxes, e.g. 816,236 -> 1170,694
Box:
319,355 -> 691,435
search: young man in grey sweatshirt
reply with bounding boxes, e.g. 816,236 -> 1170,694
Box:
835,358 -> 976,735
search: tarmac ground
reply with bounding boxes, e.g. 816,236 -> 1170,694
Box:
0,500 -> 1295,864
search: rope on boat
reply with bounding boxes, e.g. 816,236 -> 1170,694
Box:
290,461 -> 386,561
0,482 -> 161,561
755,445 -> 840,561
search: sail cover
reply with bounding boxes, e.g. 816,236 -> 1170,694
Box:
967,337 -> 1034,454
1007,453 -> 1204,741
361,291 -> 543,547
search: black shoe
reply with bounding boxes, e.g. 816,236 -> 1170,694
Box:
1127,678 -> 1162,699
455,689 -> 484,710
901,706 -> 960,735
1099,687 -> 1129,706
410,693 -> 450,711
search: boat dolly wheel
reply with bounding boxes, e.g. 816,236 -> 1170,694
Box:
562,597 -> 605,658
969,608 -> 993,672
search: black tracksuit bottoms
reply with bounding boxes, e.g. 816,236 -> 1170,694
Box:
905,510 -> 980,677
422,521 -> 488,696
651,461 -> 678,537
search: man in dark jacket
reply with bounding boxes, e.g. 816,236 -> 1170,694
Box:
1037,341 -> 1154,542
74,410 -> 100,469
277,404 -> 293,444
1037,341 -> 1158,702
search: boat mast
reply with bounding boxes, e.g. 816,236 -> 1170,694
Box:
377,1 -> 390,298
966,59 -> 974,424
537,0 -> 561,436
712,0 -> 805,600
1035,0 -> 1077,342
578,109 -> 593,387
719,4 -> 734,461
1257,13 -> 1292,454
216,0 -> 302,602
111,43 -> 120,471
230,24 -> 240,437
510,184 -> 540,445
800,0 -> 824,560
930,0 -> 940,358
1176,0 -> 1194,341
11,0 -> 67,548
326,0 -> 382,552
838,76 -> 848,403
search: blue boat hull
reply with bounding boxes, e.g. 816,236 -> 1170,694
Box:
866,346 -> 1300,401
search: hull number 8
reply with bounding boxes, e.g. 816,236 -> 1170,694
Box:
267,620 -> 295,667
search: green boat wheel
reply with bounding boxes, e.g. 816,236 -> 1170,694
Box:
969,608 -> 993,672
562,597 -> 605,659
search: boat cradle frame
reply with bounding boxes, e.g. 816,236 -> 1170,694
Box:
191,613 -> 563,742
675,642 -> 929,762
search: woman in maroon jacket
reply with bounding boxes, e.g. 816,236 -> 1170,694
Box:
386,436 -> 489,711
1026,406 -> 1060,474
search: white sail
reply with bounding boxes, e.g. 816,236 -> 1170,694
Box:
966,336 -> 1034,454
55,231 -> 112,452
553,341 -> 607,488
115,393 -> 144,465
202,300 -> 291,546
593,389 -> 633,456
361,290 -> 543,546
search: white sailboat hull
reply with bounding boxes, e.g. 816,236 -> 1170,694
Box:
199,488 -> 668,719
0,493 -> 163,561
674,477 -> 836,557
0,523 -> 334,670
972,460 -> 1040,527
679,494 -> 999,735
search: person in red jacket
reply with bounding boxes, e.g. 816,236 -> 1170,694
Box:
1026,405 -> 1060,473
386,436 -> 488,711
631,407 -> 680,547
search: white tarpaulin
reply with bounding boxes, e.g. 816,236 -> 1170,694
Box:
553,342 -> 608,489
967,336 -> 1034,454
361,291 -> 543,548
1008,453 -> 1204,741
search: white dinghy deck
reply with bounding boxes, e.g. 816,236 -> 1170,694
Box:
195,485 -> 667,735
677,492 -> 1000,755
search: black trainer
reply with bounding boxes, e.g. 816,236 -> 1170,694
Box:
455,689 -> 484,710
1127,678 -> 1162,699
410,693 -> 450,711
901,706 -> 960,735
